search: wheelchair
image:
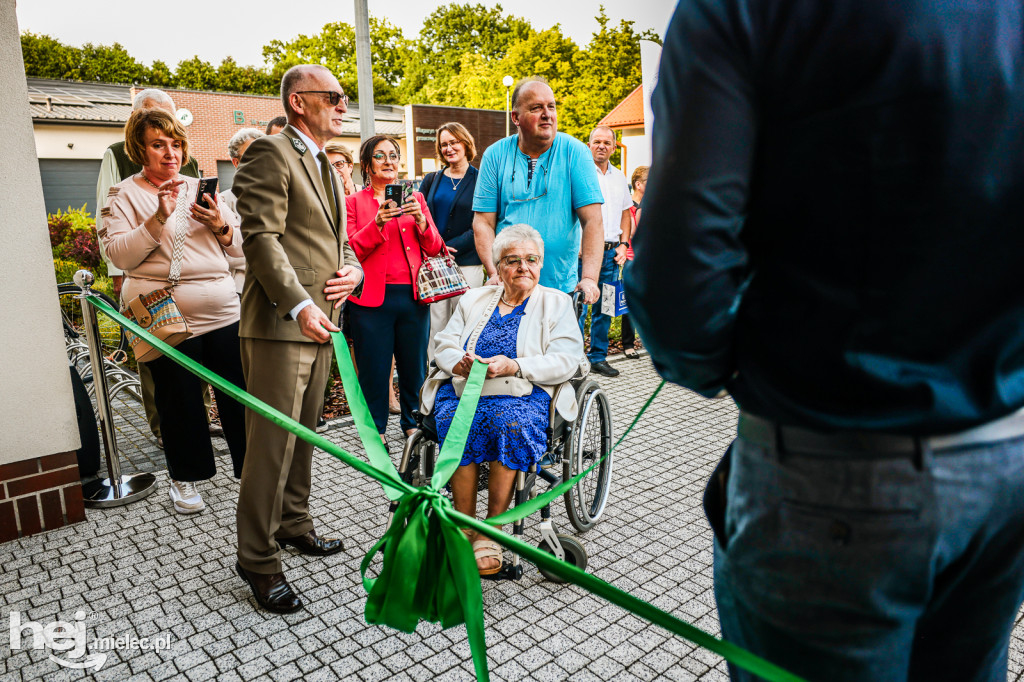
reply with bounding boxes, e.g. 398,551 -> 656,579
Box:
395,295 -> 614,581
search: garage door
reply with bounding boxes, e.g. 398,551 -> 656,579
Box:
38,159 -> 102,217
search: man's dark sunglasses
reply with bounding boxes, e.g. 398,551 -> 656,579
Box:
296,91 -> 349,106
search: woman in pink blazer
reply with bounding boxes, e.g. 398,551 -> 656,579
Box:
346,135 -> 444,446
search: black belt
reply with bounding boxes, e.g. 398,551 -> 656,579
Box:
738,409 -> 1024,458
603,242 -> 619,251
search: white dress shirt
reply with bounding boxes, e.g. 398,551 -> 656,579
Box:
594,162 -> 633,242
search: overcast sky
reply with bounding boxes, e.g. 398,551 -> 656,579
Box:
15,1 -> 674,68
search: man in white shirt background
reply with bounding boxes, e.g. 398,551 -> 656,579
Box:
581,125 -> 633,377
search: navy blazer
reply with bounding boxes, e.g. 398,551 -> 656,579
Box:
626,0 -> 1024,434
420,165 -> 481,267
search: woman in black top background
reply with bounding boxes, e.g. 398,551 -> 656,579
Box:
419,122 -> 483,361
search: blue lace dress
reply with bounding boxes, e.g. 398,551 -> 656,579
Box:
434,298 -> 551,471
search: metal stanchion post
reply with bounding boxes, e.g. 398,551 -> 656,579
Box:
74,270 -> 157,508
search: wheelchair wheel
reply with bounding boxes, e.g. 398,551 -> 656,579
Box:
563,380 -> 613,533
537,535 -> 587,583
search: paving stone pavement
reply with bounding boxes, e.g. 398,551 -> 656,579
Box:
5,353 -> 1024,681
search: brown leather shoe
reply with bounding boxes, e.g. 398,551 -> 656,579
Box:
235,562 -> 302,614
277,530 -> 344,556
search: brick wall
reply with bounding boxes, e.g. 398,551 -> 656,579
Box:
132,87 -> 286,179
0,452 -> 85,542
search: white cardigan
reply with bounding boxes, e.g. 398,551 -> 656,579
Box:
421,285 -> 585,420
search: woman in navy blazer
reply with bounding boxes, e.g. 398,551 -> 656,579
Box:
346,135 -> 444,444
417,122 -> 483,359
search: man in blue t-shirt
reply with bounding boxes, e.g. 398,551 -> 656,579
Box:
472,77 -> 604,301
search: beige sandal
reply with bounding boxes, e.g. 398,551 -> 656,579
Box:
472,538 -> 503,576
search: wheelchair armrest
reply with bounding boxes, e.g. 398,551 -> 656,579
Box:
548,381 -> 575,433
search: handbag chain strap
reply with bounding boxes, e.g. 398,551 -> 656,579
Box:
167,185 -> 189,286
420,242 -> 452,263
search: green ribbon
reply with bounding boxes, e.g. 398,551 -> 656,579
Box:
330,333 -> 403,501
86,294 -> 807,682
487,380 -> 664,526
359,360 -> 492,680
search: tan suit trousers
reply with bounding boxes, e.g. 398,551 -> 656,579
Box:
236,337 -> 333,574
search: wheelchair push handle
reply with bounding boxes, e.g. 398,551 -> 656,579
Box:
571,290 -> 585,319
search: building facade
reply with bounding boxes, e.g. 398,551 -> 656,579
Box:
598,85 -> 650,182
403,104 -> 508,177
27,78 -> 408,216
27,78 -> 513,218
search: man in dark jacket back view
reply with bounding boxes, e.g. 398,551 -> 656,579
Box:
626,1 -> 1024,680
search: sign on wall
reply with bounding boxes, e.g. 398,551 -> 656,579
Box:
407,105 -> 508,177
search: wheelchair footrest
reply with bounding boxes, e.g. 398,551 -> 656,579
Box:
480,561 -> 524,581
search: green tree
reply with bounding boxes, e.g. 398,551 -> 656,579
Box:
399,3 -> 534,103
146,60 -> 175,87
20,32 -> 80,80
174,56 -> 218,91
78,42 -> 148,83
22,34 -> 151,84
558,8 -> 661,141
262,17 -> 412,104
499,27 -> 580,92
435,53 -> 499,109
216,57 -> 276,94
440,27 -> 579,110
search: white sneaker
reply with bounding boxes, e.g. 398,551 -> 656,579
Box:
169,480 -> 205,514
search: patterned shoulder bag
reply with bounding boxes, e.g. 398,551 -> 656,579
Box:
123,184 -> 192,362
415,242 -> 470,305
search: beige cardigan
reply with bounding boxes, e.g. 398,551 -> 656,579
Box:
99,175 -> 243,337
422,285 -> 585,419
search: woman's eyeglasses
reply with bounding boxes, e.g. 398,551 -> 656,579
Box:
332,160 -> 350,170
500,255 -> 541,267
372,152 -> 400,162
439,141 -> 462,150
295,90 -> 349,106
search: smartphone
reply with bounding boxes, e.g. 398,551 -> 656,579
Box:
195,177 -> 219,209
384,182 -> 413,208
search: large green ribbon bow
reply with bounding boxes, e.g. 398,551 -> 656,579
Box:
85,295 -> 807,682
336,330 -> 493,680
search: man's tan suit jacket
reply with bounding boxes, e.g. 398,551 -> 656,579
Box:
233,125 -> 360,342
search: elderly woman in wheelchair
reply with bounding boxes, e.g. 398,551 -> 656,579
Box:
419,224 -> 585,575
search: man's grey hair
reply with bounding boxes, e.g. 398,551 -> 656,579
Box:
510,76 -> 550,113
589,125 -> 616,142
228,128 -> 264,159
280,64 -> 330,117
133,89 -> 174,111
492,224 -> 544,266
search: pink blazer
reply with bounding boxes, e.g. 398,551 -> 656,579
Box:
346,187 -> 445,307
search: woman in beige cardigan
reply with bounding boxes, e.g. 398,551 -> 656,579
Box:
100,108 -> 246,515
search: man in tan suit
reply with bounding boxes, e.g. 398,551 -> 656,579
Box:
232,64 -> 363,613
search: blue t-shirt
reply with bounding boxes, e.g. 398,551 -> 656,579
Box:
473,133 -> 604,292
430,173 -> 458,235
